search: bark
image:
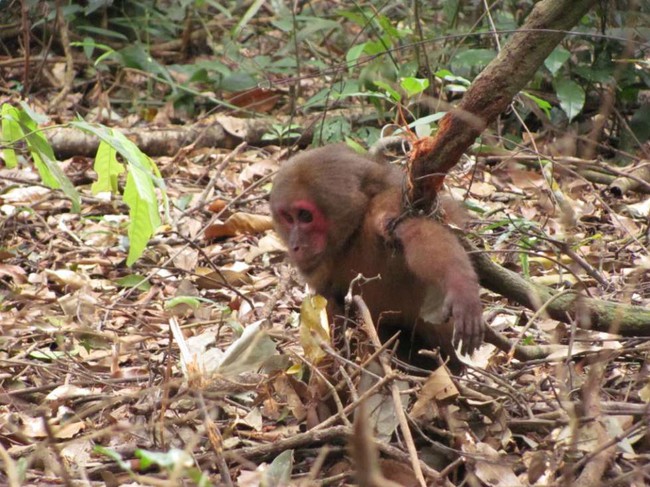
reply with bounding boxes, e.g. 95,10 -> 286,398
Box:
47,109 -> 367,159
468,240 -> 650,336
608,162 -> 650,197
407,0 -> 597,210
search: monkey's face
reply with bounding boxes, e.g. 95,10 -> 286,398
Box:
270,197 -> 330,273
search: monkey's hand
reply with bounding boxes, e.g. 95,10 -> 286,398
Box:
442,290 -> 484,355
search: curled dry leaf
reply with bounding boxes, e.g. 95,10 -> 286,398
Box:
204,212 -> 274,240
411,366 -> 459,422
0,264 -> 26,284
470,442 -> 521,486
44,269 -> 91,290
299,295 -> 330,364
195,262 -> 252,289
207,198 -> 229,213
225,87 -> 282,113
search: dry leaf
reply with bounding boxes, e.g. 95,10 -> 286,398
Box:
225,87 -> 282,113
208,198 -> 229,213
299,295 -> 330,364
411,366 -> 458,421
45,269 -> 91,290
205,212 -> 273,239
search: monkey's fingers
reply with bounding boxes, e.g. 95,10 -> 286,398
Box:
445,298 -> 484,354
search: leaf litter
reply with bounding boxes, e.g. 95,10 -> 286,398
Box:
1,142 -> 650,486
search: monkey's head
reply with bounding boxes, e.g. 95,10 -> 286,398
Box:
270,145 -> 393,273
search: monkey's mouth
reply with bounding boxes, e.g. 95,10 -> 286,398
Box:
289,250 -> 323,274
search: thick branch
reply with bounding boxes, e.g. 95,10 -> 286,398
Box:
408,0 -> 597,209
467,241 -> 650,336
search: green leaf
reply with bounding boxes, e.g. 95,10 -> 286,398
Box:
220,72 -> 258,92
544,47 -> 570,76
29,350 -> 67,360
231,0 -> 265,38
400,77 -> 429,98
555,79 -> 585,122
295,18 -> 341,42
118,43 -> 174,89
303,80 -> 361,109
361,39 -> 388,56
435,70 -> 470,86
165,296 -> 201,310
443,0 -> 460,21
522,91 -> 552,118
519,252 -> 530,278
263,450 -> 294,486
346,42 -> 368,67
344,138 -> 366,154
123,167 -> 161,266
94,446 -> 133,472
76,25 -> 129,41
1,104 -> 21,168
15,108 -> 80,212
408,112 -> 446,137
71,121 -> 166,265
92,141 -> 124,194
373,80 -> 401,102
186,468 -> 213,487
71,39 -> 116,66
115,274 -> 151,291
452,49 -> 497,70
319,116 -> 352,144
136,448 -> 193,471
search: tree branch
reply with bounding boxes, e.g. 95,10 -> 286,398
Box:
407,0 -> 597,210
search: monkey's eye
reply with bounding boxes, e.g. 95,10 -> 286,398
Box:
297,209 -> 313,223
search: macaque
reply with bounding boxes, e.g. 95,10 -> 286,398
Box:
270,144 -> 484,361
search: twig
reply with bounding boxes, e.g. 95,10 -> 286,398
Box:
225,424 -> 351,460
352,295 -> 431,487
0,442 -> 20,487
48,0 -> 75,111
194,390 -> 234,487
40,410 -> 75,487
184,141 -> 248,216
312,371 -> 396,431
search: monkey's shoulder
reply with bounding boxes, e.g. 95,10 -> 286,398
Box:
362,188 -> 402,240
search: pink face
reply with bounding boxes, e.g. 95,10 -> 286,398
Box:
273,199 -> 329,271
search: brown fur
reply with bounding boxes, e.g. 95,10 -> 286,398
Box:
270,145 -> 484,362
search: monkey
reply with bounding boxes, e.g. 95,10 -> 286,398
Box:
269,144 -> 484,364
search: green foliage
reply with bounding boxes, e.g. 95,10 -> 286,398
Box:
0,103 -> 166,266
0,103 -> 80,212
115,274 -> 152,291
522,92 -> 552,118
544,47 -> 571,76
1,104 -> 20,168
94,446 -> 212,486
262,123 -> 302,143
11,1 -> 649,152
72,121 -> 166,266
263,450 -> 294,486
21,0 -> 646,150
555,79 -> 586,122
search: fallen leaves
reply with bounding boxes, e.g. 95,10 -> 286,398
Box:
204,212 -> 274,240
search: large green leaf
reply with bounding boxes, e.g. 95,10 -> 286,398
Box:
72,121 -> 166,265
544,47 -> 570,76
555,79 -> 585,122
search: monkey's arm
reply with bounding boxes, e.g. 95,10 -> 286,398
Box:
393,218 -> 484,353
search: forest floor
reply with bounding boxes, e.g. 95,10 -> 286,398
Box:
2,129 -> 650,485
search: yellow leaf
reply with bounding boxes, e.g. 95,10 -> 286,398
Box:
299,295 -> 330,364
